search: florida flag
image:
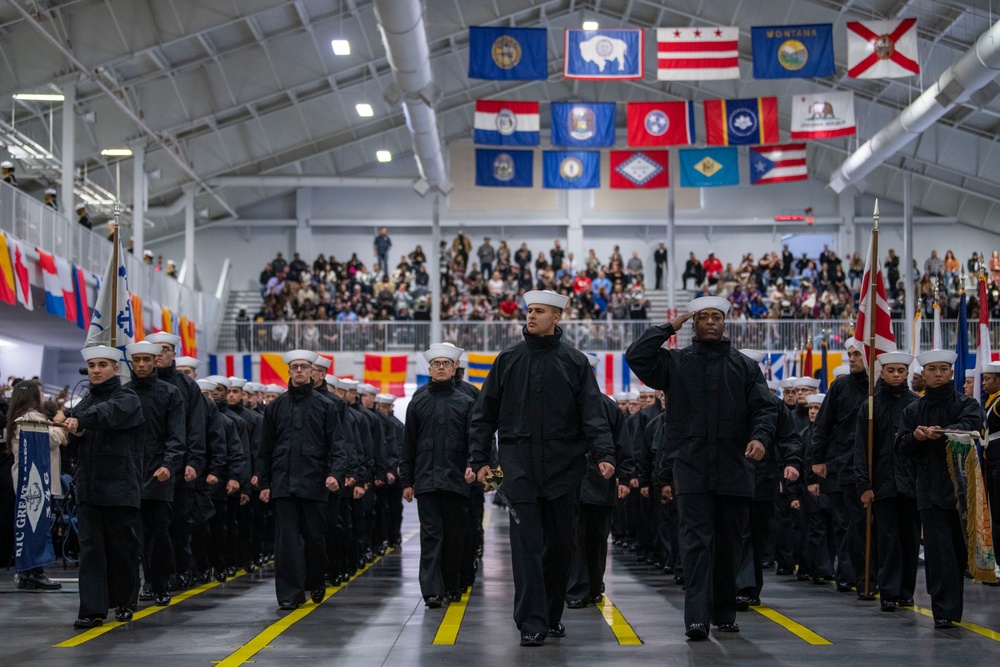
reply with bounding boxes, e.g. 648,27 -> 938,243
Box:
847,18 -> 919,79
626,101 -> 695,146
750,143 -> 808,185
856,214 -> 896,368
474,100 -> 540,146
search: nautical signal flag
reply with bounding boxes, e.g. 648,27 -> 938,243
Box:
465,353 -> 497,388
703,97 -> 779,146
610,150 -> 669,189
679,147 -> 739,188
564,29 -> 643,80
656,26 -> 740,81
751,24 -> 834,79
37,248 -> 70,319
0,232 -> 16,305
259,353 -> 288,387
750,144 -> 808,185
550,102 -> 616,147
364,353 -> 407,397
71,264 -> 90,329
790,91 -> 856,140
626,101 -> 695,146
847,18 -> 920,79
473,100 -> 540,146
468,26 -> 548,81
8,237 -> 32,311
475,149 -> 533,188
543,151 -> 600,189
209,353 -> 254,381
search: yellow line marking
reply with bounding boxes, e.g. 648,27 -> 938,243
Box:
751,604 -> 833,645
905,603 -> 1000,641
432,590 -> 470,645
596,596 -> 643,645
55,568 -> 253,647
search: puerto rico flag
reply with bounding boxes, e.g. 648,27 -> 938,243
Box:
750,143 -> 808,185
656,26 -> 740,81
704,97 -> 779,146
626,101 -> 696,146
474,100 -> 540,146
847,18 -> 919,79
610,150 -> 669,189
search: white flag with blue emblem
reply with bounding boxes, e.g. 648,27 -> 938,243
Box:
86,230 -> 135,378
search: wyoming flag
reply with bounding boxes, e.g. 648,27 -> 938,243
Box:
364,354 -> 408,397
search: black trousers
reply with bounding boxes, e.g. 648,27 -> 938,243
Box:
803,490 -> 833,578
273,497 -> 328,604
842,483 -> 874,588
873,495 -> 921,601
461,489 -> 485,589
736,499 -> 773,598
773,496 -> 798,572
168,481 -> 194,576
336,496 -> 356,574
77,505 -> 140,619
655,263 -> 664,290
825,490 -> 858,585
324,492 -> 343,579
566,503 -> 614,600
207,497 -> 229,572
636,493 -> 655,559
140,500 -> 174,595
988,465 -> 1000,561
508,493 -> 578,635
675,493 -> 749,628
416,491 -> 468,598
920,507 -> 966,621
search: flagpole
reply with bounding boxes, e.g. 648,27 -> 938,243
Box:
864,199 -> 879,598
110,200 -> 121,350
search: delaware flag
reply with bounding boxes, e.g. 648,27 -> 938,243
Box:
704,97 -> 779,146
466,353 -> 497,389
550,102 -> 616,147
0,232 -> 17,305
474,100 -> 540,146
564,29 -> 643,80
259,353 -> 288,387
14,421 -> 55,572
475,149 -> 534,188
679,147 -> 739,187
8,238 -> 32,311
751,24 -> 835,79
36,249 -> 67,318
364,353 -> 408,397
543,151 -> 600,189
469,26 -> 548,81
210,353 -> 254,380
70,264 -> 90,329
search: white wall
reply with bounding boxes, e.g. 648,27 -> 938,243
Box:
0,338 -> 44,384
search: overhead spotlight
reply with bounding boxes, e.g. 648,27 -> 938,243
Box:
376,150 -> 392,163
13,93 -> 65,101
582,21 -> 599,31
331,39 -> 351,56
101,148 -> 133,157
356,103 -> 374,117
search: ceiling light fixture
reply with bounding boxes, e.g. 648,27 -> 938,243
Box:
331,39 -> 351,55
356,103 -> 374,117
101,148 -> 133,157
376,150 -> 392,163
582,21 -> 599,31
13,93 -> 65,102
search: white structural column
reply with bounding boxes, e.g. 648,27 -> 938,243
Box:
566,190 -> 585,262
838,190 -> 856,262
60,84 -> 75,216
666,187 -> 676,313
132,144 -> 145,256
295,188 -> 313,258
430,195 -> 441,343
183,188 -> 195,289
902,174 -> 915,354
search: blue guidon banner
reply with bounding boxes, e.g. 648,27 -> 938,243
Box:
15,422 -> 55,572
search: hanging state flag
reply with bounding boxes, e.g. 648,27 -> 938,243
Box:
0,233 -> 16,305
14,421 -> 55,572
71,264 -> 90,329
364,353 -> 408,397
469,26 -> 548,81
550,102 -> 616,147
847,18 -> 919,79
259,353 -> 288,387
610,150 -> 669,189
751,24 -> 835,79
678,147 -> 739,187
475,149 -> 534,187
210,353 -> 254,381
86,233 -> 135,375
704,97 -> 779,146
474,100 -> 540,146
179,316 -> 194,356
8,238 -> 32,311
564,29 -> 643,80
466,352 -> 497,388
626,101 -> 696,146
750,143 -> 808,185
656,26 -> 740,81
790,91 -> 856,140
543,151 -> 600,189
36,249 -> 66,318
856,227 -> 897,369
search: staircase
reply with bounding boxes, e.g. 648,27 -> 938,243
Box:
644,289 -> 694,321
216,290 -> 263,351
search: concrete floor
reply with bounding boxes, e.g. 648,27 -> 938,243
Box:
3,502 -> 1000,666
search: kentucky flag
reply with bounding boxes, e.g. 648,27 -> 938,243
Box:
564,29 -> 643,80
751,24 -> 835,79
469,26 -> 548,81
15,421 -> 55,572
475,149 -> 533,187
679,147 -> 739,187
543,151 -> 600,189
550,102 -> 616,147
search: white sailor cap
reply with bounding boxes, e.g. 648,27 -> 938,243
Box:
204,375 -> 231,389
459,353 -> 469,369
75,201 -> 87,210
638,385 -> 655,395
175,356 -> 200,369
766,380 -> 781,392
844,337 -> 863,352
143,249 -> 154,257
587,355 -> 600,369
877,352 -> 913,367
806,393 -> 826,406
227,377 -> 247,389
125,341 -> 161,359
375,393 -> 396,405
167,259 -> 176,267
44,187 -> 56,195
264,384 -> 285,394
244,382 -> 263,392
325,375 -> 339,387
791,377 -> 821,389
424,343 -> 462,363
916,349 -> 958,367
339,378 -> 359,391
833,365 -> 850,378
625,391 -> 640,400
739,349 -> 766,364
779,377 -> 798,389
613,392 -> 629,401
0,160 -> 12,169
312,355 -> 333,370
145,332 -> 181,348
984,362 -> 1000,374
965,369 -> 977,379
523,290 -> 570,310
196,378 -> 219,391
358,383 -> 378,395
281,349 -> 318,365
81,345 -> 122,362
686,296 -> 730,315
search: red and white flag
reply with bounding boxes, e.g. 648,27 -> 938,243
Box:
656,26 -> 739,81
9,237 -> 32,311
749,143 -> 807,185
790,91 -> 856,140
626,101 -> 695,146
856,226 -> 896,368
974,275 -> 993,404
847,18 -> 920,79
610,150 -> 669,189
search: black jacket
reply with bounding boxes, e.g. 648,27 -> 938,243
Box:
130,373 -> 186,502
854,380 -> 918,499
400,380 -> 474,496
157,364 -> 206,477
201,399 -> 229,484
986,393 -> 1000,471
469,326 -> 615,502
580,394 -> 636,506
627,402 -> 663,459
315,385 -> 362,480
754,394 -> 803,501
626,324 -> 776,498
69,377 -> 145,508
350,402 -> 378,485
809,371 -> 868,490
214,402 -> 249,497
257,382 -> 349,501
229,401 -> 262,487
895,384 -> 982,511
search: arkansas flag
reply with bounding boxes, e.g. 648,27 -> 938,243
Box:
473,100 -> 540,146
610,150 -> 669,189
656,26 -> 740,81
626,101 -> 695,146
750,144 -> 807,185
847,18 -> 919,79
856,223 -> 896,368
790,91 -> 856,140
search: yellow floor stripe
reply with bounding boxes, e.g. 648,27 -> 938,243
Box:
751,604 -> 833,645
55,568 -> 252,648
596,597 -> 643,645
905,603 -> 1000,641
432,591 -> 470,645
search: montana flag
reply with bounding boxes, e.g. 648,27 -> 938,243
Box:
209,353 -> 254,381
750,143 -> 808,185
469,26 -> 548,81
856,226 -> 896,369
543,151 -> 600,189
475,149 -> 534,187
0,233 -> 16,305
8,238 -> 32,311
364,353 -> 408,397
466,352 -> 497,388
790,91 -> 856,139
704,97 -> 779,146
679,147 -> 739,187
656,26 -> 740,81
37,249 -> 67,318
474,100 -> 540,146
70,264 -> 90,329
550,102 -> 616,147
847,18 -> 919,79
751,24 -> 835,79
610,150 -> 669,189
626,101 -> 696,146
14,422 -> 55,572
564,29 -> 643,80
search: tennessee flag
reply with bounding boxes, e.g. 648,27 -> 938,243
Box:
626,101 -> 696,146
364,354 -> 408,397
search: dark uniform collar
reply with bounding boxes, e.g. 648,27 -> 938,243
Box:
924,383 -> 956,403
289,382 -> 313,402
429,379 -> 454,394
155,363 -> 176,380
876,378 -> 909,399
522,324 -> 563,350
90,375 -> 122,396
